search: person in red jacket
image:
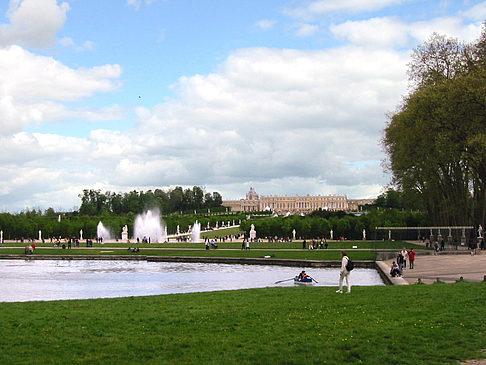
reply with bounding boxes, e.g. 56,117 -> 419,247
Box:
408,248 -> 416,269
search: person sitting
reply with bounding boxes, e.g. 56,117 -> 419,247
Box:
298,271 -> 309,280
390,261 -> 402,277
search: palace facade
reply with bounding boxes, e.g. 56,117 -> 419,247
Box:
222,187 -> 375,214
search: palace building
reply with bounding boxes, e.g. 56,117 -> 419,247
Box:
222,187 -> 375,214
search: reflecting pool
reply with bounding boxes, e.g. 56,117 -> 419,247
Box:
0,259 -> 384,302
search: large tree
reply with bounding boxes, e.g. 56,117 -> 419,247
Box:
383,27 -> 486,226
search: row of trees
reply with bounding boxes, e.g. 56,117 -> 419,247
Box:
383,26 -> 486,226
78,187 -> 223,216
0,211 -> 247,241
240,209 -> 428,240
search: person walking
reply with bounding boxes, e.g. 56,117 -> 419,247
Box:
336,251 -> 351,294
408,248 -> 416,269
397,251 -> 405,271
400,247 -> 408,269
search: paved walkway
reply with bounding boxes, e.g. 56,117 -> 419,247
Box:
385,252 -> 486,284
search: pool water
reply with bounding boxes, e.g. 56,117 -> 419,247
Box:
0,259 -> 384,302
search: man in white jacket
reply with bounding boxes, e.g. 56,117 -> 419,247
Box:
336,250 -> 351,294
400,247 -> 408,269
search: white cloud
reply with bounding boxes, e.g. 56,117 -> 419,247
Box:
126,0 -> 142,10
331,17 -> 409,47
330,15 -> 483,47
58,38 -> 96,52
75,40 -> 95,52
255,19 -> 276,31
0,45 -> 407,210
295,23 -> 319,37
59,36 -> 74,47
462,1 -> 486,21
0,0 -> 70,49
116,46 -> 407,191
126,0 -> 165,11
286,0 -> 406,20
0,45 -> 122,135
409,16 -> 482,43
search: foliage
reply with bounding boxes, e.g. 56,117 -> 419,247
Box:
0,283 -> 484,364
383,27 -> 486,225
78,186 -> 223,216
240,208 -> 427,240
373,188 -> 425,210
0,210 -> 246,240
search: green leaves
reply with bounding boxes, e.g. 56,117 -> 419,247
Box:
384,27 -> 486,226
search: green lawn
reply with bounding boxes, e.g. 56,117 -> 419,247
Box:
0,282 -> 484,364
2,240 -> 428,250
200,226 -> 242,238
0,248 -> 376,261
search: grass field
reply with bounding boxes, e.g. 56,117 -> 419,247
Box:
0,282 -> 484,364
1,240 -> 429,250
0,248 -> 377,261
0,239 -> 430,262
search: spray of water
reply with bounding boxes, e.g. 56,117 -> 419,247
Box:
133,209 -> 167,243
191,221 -> 201,243
97,221 -> 112,241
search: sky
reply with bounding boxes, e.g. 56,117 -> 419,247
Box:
0,0 -> 484,212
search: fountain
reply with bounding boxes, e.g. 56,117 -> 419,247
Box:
191,221 -> 201,243
97,221 -> 112,241
133,209 -> 167,243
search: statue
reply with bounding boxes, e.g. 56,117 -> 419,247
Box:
478,225 -> 483,238
80,229 -> 83,240
292,229 -> 296,241
122,225 -> 128,241
38,230 -> 42,241
362,229 -> 366,240
176,225 -> 180,235
330,229 -> 333,240
249,224 -> 257,241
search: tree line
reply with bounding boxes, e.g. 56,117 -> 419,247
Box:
0,211 -> 246,241
240,209 -> 428,241
383,26 -> 486,226
78,186 -> 223,216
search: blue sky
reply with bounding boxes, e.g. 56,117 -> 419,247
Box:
0,0 -> 484,212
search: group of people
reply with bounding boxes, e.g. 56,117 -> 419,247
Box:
241,239 -> 250,250
302,239 -> 328,250
390,247 -> 416,277
204,238 -> 219,250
